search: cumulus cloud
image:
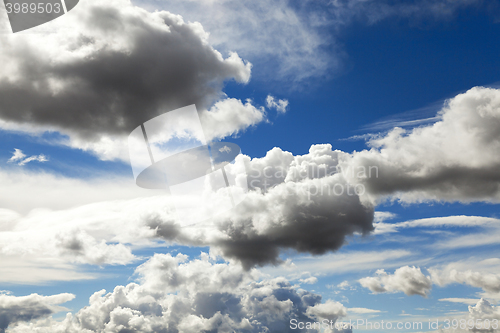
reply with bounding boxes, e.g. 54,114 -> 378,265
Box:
178,144 -> 374,269
341,87 -> 500,204
359,266 -> 432,297
0,293 -> 74,333
306,300 -> 347,321
199,98 -> 266,139
0,0 -> 257,161
436,298 -> 500,333
0,143 -> 374,276
5,253 -> 347,333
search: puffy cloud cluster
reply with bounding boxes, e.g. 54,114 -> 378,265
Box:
0,293 -> 74,333
436,298 -> 500,333
5,253 -> 348,333
0,0 -> 259,161
359,266 -> 432,297
0,144 -> 374,280
156,144 -> 375,269
341,87 -> 500,203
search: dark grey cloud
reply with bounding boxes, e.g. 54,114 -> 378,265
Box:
148,145 -> 374,269
0,0 -> 250,141
215,185 -> 374,269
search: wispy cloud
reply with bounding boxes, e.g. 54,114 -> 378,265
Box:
7,149 -> 48,166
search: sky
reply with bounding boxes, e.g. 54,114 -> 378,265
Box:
0,0 -> 500,332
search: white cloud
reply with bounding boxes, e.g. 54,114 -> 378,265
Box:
359,259 -> 500,300
0,168 -> 157,215
439,298 -> 481,305
300,276 -> 318,285
132,0 -> 486,84
134,0 -> 333,83
0,293 -> 74,332
338,281 -> 350,289
0,143 -> 375,281
7,149 -> 26,163
429,259 -> 500,294
342,87 -> 500,204
436,298 -> 500,333
306,300 -> 347,321
7,149 -> 48,166
347,307 -> 381,314
263,249 -> 413,279
374,215 -> 500,235
266,95 -> 289,114
5,253 -> 347,333
199,98 -> 266,139
359,266 -> 432,297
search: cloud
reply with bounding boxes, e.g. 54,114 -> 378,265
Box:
374,215 -> 500,235
429,260 -> 500,294
263,249 -> 413,279
0,293 -> 74,333
7,149 -> 48,166
17,154 -> 48,166
133,0 -> 490,84
184,144 -> 374,269
0,168 -> 156,215
266,95 -> 289,114
5,253 -> 347,333
7,149 -> 26,163
341,87 -> 500,204
0,143 -> 375,278
306,300 -> 347,321
199,98 -> 266,139
359,266 -> 432,297
435,298 -> 500,333
439,298 -> 481,305
347,307 -> 381,314
134,0 -> 334,83
360,259 -> 500,299
0,0 -> 257,161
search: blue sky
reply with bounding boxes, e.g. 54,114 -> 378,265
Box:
0,0 -> 500,332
